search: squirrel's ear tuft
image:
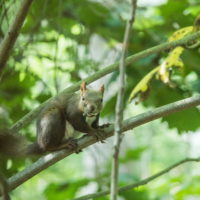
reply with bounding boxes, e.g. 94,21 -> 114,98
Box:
80,82 -> 87,92
100,85 -> 104,95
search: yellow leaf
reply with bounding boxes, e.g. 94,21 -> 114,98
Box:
169,27 -> 193,41
129,14 -> 200,103
129,67 -> 159,103
158,47 -> 184,84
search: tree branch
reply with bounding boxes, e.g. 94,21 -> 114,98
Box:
111,1 -> 137,199
11,30 -> 200,132
0,0 -> 34,74
8,95 -> 200,191
72,157 -> 200,200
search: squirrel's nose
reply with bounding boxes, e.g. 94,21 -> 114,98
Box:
88,105 -> 95,112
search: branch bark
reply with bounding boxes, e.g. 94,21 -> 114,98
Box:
0,0 -> 34,74
72,157 -> 200,200
11,30 -> 200,132
8,95 -> 200,191
111,1 -> 137,199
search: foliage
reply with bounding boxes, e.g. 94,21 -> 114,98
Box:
129,15 -> 200,103
0,0 -> 200,199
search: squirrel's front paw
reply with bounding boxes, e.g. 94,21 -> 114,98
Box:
98,123 -> 111,129
86,129 -> 106,143
93,130 -> 106,143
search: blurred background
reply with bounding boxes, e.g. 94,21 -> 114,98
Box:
1,0 -> 200,199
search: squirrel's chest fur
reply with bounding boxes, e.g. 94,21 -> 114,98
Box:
85,116 -> 96,127
66,109 -> 92,133
64,93 -> 96,133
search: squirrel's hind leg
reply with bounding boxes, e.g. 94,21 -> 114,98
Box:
49,138 -> 81,153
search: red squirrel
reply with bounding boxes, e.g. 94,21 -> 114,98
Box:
0,82 -> 105,155
28,82 -> 105,154
0,82 -> 106,199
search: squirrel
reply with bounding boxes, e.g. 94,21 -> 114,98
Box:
28,81 -> 106,154
0,82 -> 106,199
0,82 -> 106,155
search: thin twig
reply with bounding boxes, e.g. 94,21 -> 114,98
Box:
0,0 -> 34,74
53,0 -> 63,94
10,30 -> 200,133
8,95 -> 200,191
72,157 -> 200,200
111,1 -> 137,199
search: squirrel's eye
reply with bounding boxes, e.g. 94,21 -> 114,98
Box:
100,99 -> 103,102
82,97 -> 85,101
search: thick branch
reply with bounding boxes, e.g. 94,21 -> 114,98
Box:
111,1 -> 137,199
72,157 -> 200,200
11,30 -> 200,132
0,0 -> 34,73
8,95 -> 200,191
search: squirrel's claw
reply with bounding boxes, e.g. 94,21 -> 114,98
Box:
85,128 -> 106,143
95,124 -> 110,143
66,138 -> 77,149
69,139 -> 82,154
94,130 -> 105,143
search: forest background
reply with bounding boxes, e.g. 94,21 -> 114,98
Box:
1,0 -> 200,199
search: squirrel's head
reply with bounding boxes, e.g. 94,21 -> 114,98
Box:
79,82 -> 104,117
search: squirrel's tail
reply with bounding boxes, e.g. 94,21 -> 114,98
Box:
26,143 -> 44,155
0,130 -> 27,157
0,130 -> 26,200
0,130 -> 44,200
0,130 -> 44,157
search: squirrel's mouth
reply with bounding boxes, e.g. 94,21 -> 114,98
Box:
85,113 -> 98,117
